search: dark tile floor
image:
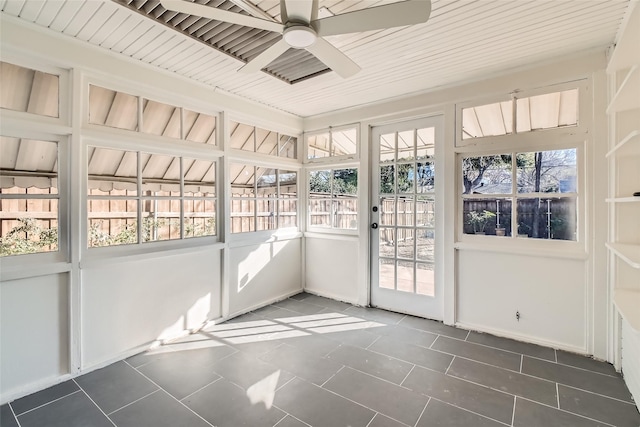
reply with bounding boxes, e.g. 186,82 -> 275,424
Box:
3,292 -> 639,427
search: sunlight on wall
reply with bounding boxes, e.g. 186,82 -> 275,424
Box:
186,293 -> 212,330
237,242 -> 285,292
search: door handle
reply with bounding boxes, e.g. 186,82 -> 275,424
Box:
371,223 -> 378,229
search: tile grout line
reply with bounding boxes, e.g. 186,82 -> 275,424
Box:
444,356 -> 456,375
8,402 -> 23,427
366,334 -> 381,350
554,348 -> 558,363
400,364 -> 417,387
516,396 -> 618,427
271,413 -> 288,427
559,383 -> 638,405
519,354 -> 523,373
427,396 -> 511,427
72,379 -> 118,427
179,377 -> 222,402
556,383 -> 560,409
123,359 -> 216,427
275,375 -> 296,392
511,395 -> 517,426
414,397 -> 430,427
9,389 -> 82,417
320,365 -> 345,388
271,406 -> 312,427
346,365 -> 416,392
107,389 -> 160,415
364,412 -> 378,427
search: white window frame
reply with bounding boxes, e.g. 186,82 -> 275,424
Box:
228,120 -> 300,160
304,123 -> 360,163
454,80 -> 589,255
306,162 -> 360,235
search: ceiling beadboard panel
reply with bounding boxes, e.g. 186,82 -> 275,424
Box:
1,0 -> 632,117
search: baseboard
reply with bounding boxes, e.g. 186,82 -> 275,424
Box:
303,287 -> 360,306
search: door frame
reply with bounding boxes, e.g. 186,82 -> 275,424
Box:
369,115 -> 446,321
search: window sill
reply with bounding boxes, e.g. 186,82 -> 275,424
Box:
304,231 -> 360,240
0,260 -> 72,281
454,241 -> 588,260
228,230 -> 303,248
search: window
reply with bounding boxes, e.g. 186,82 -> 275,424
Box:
306,126 -> 357,160
229,121 -> 297,159
87,147 -> 216,247
460,88 -> 579,140
1,62 -> 60,118
0,136 -> 60,256
88,84 -> 217,144
230,163 -> 297,233
461,149 -> 578,240
309,168 -> 358,230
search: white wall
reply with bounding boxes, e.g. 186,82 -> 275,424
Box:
81,249 -> 221,367
228,238 -> 302,316
305,236 -> 359,304
0,273 -> 69,398
457,251 -> 587,351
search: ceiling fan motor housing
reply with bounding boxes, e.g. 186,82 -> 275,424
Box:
283,25 -> 317,49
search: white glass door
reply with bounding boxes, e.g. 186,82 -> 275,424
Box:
370,116 -> 443,320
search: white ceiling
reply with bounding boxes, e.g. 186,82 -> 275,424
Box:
0,0 -> 632,118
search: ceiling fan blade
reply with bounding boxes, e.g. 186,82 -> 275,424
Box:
312,0 -> 431,37
282,0 -> 314,23
239,39 -> 290,73
160,0 -> 283,33
306,37 -> 360,78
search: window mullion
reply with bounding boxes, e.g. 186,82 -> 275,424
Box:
137,150 -> 142,245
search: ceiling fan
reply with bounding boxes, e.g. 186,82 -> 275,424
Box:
159,0 -> 431,78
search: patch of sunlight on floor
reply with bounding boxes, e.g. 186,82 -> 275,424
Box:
246,370 -> 280,409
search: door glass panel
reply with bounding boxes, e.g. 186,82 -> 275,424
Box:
380,133 -> 395,162
379,258 -> 395,289
416,263 -> 435,296
397,164 -> 414,193
396,228 -> 414,260
379,228 -> 395,258
397,261 -> 414,293
416,196 -> 435,227
417,162 -> 435,193
416,127 -> 435,159
397,197 -> 414,227
397,130 -> 414,161
379,197 -> 395,226
379,165 -> 395,194
416,228 -> 435,262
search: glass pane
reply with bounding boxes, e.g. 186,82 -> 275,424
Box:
1,203 -> 58,256
516,149 -> 577,194
256,127 -> 278,156
416,228 -> 435,262
230,121 -> 255,151
142,99 -> 180,138
379,228 -> 395,258
141,153 -> 180,195
1,137 -> 58,194
230,164 -> 255,197
87,199 -> 137,247
1,62 -> 59,117
416,196 -> 435,227
333,197 -> 357,229
397,228 -> 414,260
279,170 -> 297,197
380,133 -> 395,162
462,100 -> 513,139
379,258 -> 395,289
332,127 -> 357,156
397,130 -> 414,161
184,109 -> 216,144
184,159 -> 215,197
461,154 -> 512,194
256,168 -> 277,198
184,199 -> 216,238
416,263 -> 435,296
333,169 -> 357,195
517,89 -> 578,133
416,162 -> 435,193
278,199 -> 297,228
257,198 -> 277,231
397,164 -> 414,193
307,132 -> 330,159
89,85 -> 138,131
309,197 -> 330,228
379,197 -> 395,226
279,134 -> 297,159
142,198 -> 180,242
517,197 -> 576,240
309,170 -> 330,195
463,198 -> 512,236
379,165 -> 395,194
397,261 -> 414,293
397,197 -> 414,227
231,199 -> 255,233
416,127 -> 435,159
87,147 -> 137,196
